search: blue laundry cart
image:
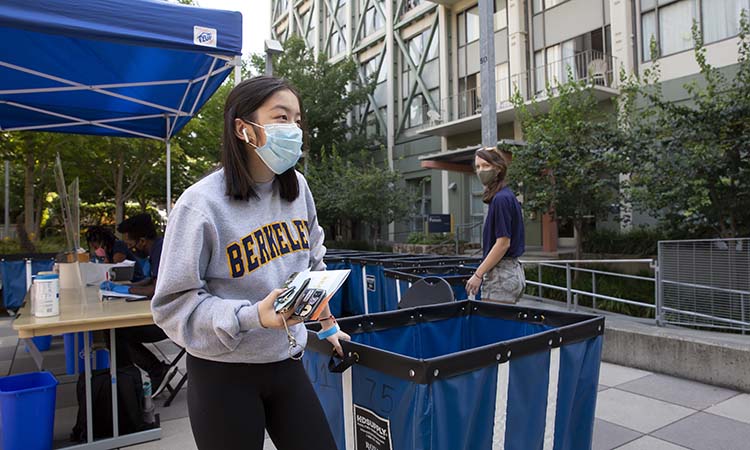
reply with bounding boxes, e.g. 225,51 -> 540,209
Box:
303,300 -> 604,450
384,264 -> 480,304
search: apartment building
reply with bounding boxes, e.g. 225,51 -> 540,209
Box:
270,0 -> 748,250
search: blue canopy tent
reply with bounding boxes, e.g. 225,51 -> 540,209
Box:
0,0 -> 243,213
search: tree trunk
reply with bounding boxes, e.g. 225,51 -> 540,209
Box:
16,213 -> 35,253
23,151 -> 35,241
573,220 -> 584,282
114,152 -> 125,225
574,220 -> 583,262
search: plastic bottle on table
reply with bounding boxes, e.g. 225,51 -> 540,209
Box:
142,381 -> 155,424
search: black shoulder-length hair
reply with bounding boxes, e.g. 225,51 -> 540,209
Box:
475,147 -> 508,204
221,76 -> 303,202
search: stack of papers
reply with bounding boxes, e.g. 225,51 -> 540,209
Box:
98,289 -> 147,301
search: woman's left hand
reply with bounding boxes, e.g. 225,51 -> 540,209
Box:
465,272 -> 482,297
325,329 -> 351,357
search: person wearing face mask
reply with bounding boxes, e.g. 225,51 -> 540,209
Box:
150,76 -> 345,450
465,147 -> 526,303
98,214 -> 178,399
85,225 -> 145,281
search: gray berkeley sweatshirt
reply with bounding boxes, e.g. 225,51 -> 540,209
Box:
152,169 -> 326,363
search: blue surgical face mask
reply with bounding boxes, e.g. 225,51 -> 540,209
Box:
244,121 -> 303,175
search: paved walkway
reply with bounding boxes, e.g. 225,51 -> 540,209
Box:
0,317 -> 747,449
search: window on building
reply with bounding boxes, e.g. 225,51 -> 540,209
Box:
659,0 -> 696,55
534,50 -> 545,92
363,2 -> 385,37
641,0 -> 748,62
536,27 -> 610,90
409,94 -> 424,128
408,178 -> 431,233
458,74 -> 480,118
365,57 -> 386,84
533,0 -> 544,14
406,29 -> 438,66
469,176 -> 485,243
466,6 -> 480,43
275,0 -> 288,20
495,0 -> 508,30
402,0 -> 423,16
702,0 -> 750,43
534,0 -> 566,14
496,62 -> 510,103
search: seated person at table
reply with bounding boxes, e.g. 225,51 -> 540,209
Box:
85,225 -> 145,281
100,214 -> 175,397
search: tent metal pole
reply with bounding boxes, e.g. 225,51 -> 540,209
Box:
4,160 -> 8,239
234,55 -> 242,86
166,139 -> 172,216
166,116 -> 172,216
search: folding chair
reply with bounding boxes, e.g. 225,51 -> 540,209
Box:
162,348 -> 187,407
150,344 -> 187,407
398,277 -> 455,309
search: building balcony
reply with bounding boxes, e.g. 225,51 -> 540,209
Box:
418,50 -> 619,137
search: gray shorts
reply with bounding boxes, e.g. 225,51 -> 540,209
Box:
482,258 -> 526,304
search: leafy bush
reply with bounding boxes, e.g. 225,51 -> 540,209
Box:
582,227 -> 667,257
0,236 -> 68,256
326,240 -> 393,252
406,232 -> 455,245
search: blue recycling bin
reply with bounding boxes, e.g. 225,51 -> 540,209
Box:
303,301 -> 604,450
384,264 -> 481,305
24,335 -> 53,353
0,371 -> 58,450
64,332 -> 110,374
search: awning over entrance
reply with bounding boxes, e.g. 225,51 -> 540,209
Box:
419,139 -> 525,172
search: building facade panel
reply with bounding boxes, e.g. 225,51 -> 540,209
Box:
270,0 -> 747,247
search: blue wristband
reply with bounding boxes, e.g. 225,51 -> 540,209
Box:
317,323 -> 340,340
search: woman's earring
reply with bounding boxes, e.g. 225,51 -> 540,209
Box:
242,128 -> 250,144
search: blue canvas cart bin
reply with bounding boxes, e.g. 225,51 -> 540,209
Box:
303,300 -> 604,450
324,252 -> 397,317
381,259 -> 481,307
384,264 -> 481,303
349,255 -> 481,315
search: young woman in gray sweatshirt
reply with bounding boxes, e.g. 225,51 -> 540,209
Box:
152,76 -> 346,450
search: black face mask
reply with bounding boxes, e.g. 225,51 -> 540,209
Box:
131,247 -> 147,258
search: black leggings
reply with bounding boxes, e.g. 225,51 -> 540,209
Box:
186,353 -> 337,450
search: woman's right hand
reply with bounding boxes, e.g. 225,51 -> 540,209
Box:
257,288 -> 302,329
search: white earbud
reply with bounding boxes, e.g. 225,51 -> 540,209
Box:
242,128 -> 250,144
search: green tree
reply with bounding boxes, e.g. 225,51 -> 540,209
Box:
512,76 -> 624,259
0,132 -> 80,242
306,147 -> 414,242
620,12 -> 750,237
250,36 -> 374,157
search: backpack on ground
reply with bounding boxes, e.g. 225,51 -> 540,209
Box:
70,365 -> 155,442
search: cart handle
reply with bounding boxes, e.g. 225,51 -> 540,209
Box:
328,350 -> 359,373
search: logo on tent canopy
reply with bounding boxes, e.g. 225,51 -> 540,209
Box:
194,26 -> 217,47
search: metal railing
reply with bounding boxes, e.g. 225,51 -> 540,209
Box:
533,49 -> 617,94
520,259 -> 657,318
454,221 -> 483,255
520,249 -> 750,335
658,238 -> 750,333
429,73 -> 528,125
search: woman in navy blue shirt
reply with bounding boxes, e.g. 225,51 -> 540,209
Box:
465,147 -> 526,303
